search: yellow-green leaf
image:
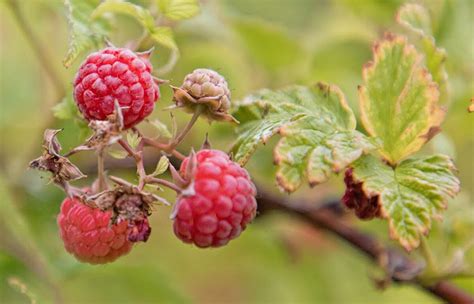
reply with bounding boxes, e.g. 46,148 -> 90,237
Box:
359,33 -> 444,164
92,0 -> 155,30
108,149 -> 129,159
63,0 -> 111,67
397,3 -> 449,105
152,155 -> 169,176
150,119 -> 172,139
233,83 -> 375,192
351,154 -> 460,251
150,26 -> 178,50
127,132 -> 140,149
157,0 -> 200,21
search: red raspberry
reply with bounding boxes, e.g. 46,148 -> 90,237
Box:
173,149 -> 257,248
73,47 -> 160,129
57,196 -> 133,264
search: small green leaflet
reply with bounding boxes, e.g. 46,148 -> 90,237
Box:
92,0 -> 178,50
150,119 -> 172,139
397,3 -> 449,105
63,0 -> 110,67
108,149 -> 129,159
359,33 -> 444,165
127,132 -> 140,150
152,155 -> 169,176
233,83 -> 376,192
157,0 -> 200,21
351,154 -> 459,251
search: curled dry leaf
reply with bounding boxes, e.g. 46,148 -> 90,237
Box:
67,100 -> 124,154
29,129 -> 86,185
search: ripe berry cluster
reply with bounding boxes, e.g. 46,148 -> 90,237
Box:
29,47 -> 258,264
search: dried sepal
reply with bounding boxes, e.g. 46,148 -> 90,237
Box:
29,129 -> 86,185
67,100 -> 124,154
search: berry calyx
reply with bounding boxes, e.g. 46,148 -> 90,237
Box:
173,149 -> 257,248
57,196 -> 133,264
73,47 -> 160,129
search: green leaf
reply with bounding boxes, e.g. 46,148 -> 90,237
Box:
152,155 -> 169,176
150,119 -> 172,139
359,33 -> 444,164
53,96 -> 77,120
397,3 -> 449,105
157,0 -> 200,21
108,149 -> 129,159
92,0 -> 178,49
233,83 -> 376,192
127,132 -> 140,149
396,3 -> 432,36
92,0 -> 155,30
63,0 -> 110,67
351,154 -> 460,251
150,26 -> 178,50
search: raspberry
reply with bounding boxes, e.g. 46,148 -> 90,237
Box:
173,149 -> 257,248
57,196 -> 133,264
73,47 -> 160,129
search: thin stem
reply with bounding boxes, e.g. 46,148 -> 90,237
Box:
97,148 -> 107,192
420,236 -> 437,274
168,106 -> 203,150
6,0 -> 65,98
145,176 -> 181,193
142,137 -> 186,160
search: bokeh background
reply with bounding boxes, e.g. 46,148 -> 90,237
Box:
1,0 -> 473,303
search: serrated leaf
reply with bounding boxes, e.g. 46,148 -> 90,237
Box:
108,149 -> 129,159
152,155 -> 169,176
63,0 -> 110,67
397,3 -> 432,36
397,4 -> 449,105
359,33 -> 444,164
150,119 -> 172,138
351,154 -> 460,251
157,0 -> 200,21
233,83 -> 375,192
150,26 -> 178,50
127,132 -> 140,149
92,0 -> 155,30
92,0 -> 178,50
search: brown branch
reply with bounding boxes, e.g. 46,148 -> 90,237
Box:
256,190 -> 474,304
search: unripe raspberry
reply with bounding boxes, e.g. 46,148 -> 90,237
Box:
173,149 -> 257,248
73,47 -> 160,129
172,69 -> 236,122
57,196 -> 133,264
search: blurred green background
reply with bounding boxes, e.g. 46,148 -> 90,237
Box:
1,0 -> 473,303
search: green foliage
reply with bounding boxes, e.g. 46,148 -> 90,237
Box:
351,154 -> 460,251
150,119 -> 172,139
152,155 -> 169,176
397,3 -> 449,105
233,83 -> 375,192
359,33 -> 444,164
92,0 -> 178,50
157,0 -> 200,21
63,0 -> 111,67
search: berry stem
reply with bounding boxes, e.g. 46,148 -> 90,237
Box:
141,137 -> 186,160
97,147 -> 107,192
145,177 -> 181,193
167,106 -> 203,151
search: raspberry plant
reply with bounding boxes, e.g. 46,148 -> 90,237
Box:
12,0 -> 470,302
